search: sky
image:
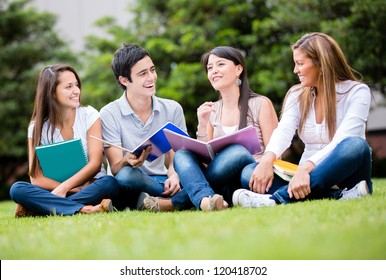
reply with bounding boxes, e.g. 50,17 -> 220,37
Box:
30,0 -> 132,52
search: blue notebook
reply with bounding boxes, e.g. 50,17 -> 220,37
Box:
35,138 -> 88,182
92,122 -> 188,162
130,122 -> 188,161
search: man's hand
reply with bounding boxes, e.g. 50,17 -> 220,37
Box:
124,145 -> 153,168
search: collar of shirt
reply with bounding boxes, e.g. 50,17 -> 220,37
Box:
118,92 -> 160,116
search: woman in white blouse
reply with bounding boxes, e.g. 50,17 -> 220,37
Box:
233,32 -> 373,207
10,64 -> 121,217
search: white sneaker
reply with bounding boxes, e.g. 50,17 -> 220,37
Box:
232,189 -> 276,208
339,180 -> 370,200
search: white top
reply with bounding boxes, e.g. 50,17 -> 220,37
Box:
266,80 -> 371,166
28,106 -> 106,178
221,125 -> 238,135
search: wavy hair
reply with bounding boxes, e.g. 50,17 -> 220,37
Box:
291,32 -> 361,139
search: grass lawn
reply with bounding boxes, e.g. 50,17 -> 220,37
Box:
1,179 -> 385,260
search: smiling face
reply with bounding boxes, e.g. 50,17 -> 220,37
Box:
120,55 -> 157,98
54,70 -> 80,109
293,48 -> 320,88
206,54 -> 242,91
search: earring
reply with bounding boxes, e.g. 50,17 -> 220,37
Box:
237,78 -> 242,86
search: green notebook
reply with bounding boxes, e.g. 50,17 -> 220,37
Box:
35,138 -> 88,182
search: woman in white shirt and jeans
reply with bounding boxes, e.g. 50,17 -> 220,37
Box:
233,32 -> 373,207
10,64 -> 121,217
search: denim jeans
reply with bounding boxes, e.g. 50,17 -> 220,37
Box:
115,166 -> 168,196
173,144 -> 256,209
241,137 -> 373,204
9,176 -> 121,215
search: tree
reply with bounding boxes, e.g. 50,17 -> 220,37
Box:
81,0 -> 273,133
78,0 -> 384,176
259,0 -> 386,93
82,0 -> 385,133
0,0 -> 76,198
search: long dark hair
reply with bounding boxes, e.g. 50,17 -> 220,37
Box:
201,46 -> 260,128
29,64 -> 82,177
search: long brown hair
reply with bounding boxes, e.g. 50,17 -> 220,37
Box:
29,64 -> 82,177
291,32 -> 361,139
201,46 -> 261,129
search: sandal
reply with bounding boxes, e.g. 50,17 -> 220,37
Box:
143,196 -> 160,212
100,199 -> 113,213
15,204 -> 37,218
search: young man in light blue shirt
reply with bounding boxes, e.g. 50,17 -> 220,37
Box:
100,43 -> 190,210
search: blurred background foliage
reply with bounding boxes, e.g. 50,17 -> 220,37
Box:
1,0 -> 385,199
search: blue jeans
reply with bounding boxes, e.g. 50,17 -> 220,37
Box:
115,166 -> 167,196
9,176 -> 121,216
114,166 -> 172,209
173,144 -> 256,209
241,137 -> 373,204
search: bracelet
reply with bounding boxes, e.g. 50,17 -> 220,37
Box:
196,131 -> 207,138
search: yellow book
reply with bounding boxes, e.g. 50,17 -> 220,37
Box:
273,159 -> 298,181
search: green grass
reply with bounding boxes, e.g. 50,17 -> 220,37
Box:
1,179 -> 386,260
